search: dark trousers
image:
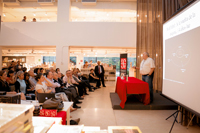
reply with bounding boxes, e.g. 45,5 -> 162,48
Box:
55,87 -> 73,102
73,84 -> 85,96
142,74 -> 154,102
97,73 -> 105,87
82,80 -> 93,91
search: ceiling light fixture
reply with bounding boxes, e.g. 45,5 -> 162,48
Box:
47,19 -> 50,21
139,20 -> 142,22
3,13 -> 6,17
33,13 -> 36,16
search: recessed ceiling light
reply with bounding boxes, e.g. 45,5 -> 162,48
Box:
47,19 -> 50,21
3,14 -> 6,17
33,13 -> 36,16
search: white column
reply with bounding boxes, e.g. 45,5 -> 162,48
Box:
57,0 -> 71,22
56,45 -> 70,74
0,47 -> 2,70
76,53 -> 84,69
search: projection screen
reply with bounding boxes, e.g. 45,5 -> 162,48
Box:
162,0 -> 200,116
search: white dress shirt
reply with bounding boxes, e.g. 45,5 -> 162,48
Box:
140,57 -> 155,75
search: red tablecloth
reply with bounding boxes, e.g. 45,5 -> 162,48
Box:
115,77 -> 150,108
40,111 -> 66,125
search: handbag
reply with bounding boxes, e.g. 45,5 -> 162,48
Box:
42,98 -> 64,111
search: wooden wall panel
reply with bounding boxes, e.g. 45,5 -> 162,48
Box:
136,0 -> 163,92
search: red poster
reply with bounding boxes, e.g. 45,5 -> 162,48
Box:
121,58 -> 127,70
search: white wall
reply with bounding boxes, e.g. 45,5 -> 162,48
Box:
0,0 -> 136,74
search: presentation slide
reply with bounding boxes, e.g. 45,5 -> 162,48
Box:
163,0 -> 200,115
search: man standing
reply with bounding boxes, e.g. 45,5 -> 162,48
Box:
133,52 -> 155,103
95,61 -> 106,88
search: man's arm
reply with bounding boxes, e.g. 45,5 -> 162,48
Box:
149,68 -> 155,76
132,66 -> 140,70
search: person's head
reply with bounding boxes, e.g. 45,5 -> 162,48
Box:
22,67 -> 27,72
66,70 -> 71,77
16,71 -> 24,80
7,70 -> 14,77
11,61 -> 15,66
28,70 -> 35,77
34,68 -> 39,74
143,52 -> 149,60
40,68 -> 44,73
24,72 -> 30,81
50,67 -> 54,73
8,66 -> 14,71
2,68 -> 8,73
90,69 -> 94,73
57,72 -> 62,78
97,61 -> 101,65
53,72 -> 58,80
90,60 -> 92,63
35,73 -> 45,83
0,70 -> 7,80
23,16 -> 26,20
56,68 -> 60,73
46,71 -> 53,79
33,18 -> 36,22
17,61 -> 20,65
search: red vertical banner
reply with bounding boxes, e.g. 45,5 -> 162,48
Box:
120,54 -> 127,76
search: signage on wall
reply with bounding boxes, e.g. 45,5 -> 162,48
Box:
120,53 -> 127,76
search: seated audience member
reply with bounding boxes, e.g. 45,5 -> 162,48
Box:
24,72 -> 35,94
57,72 -> 64,80
35,73 -> 52,93
50,67 -> 55,73
45,71 -> 60,93
56,68 -> 60,73
40,68 -> 44,74
53,72 -> 80,109
6,70 -> 16,85
89,69 -> 100,88
34,68 -> 40,75
83,61 -> 89,68
32,18 -> 36,22
22,67 -> 27,73
15,71 -> 30,100
2,68 -> 8,74
22,16 -> 26,22
73,69 -> 94,92
0,70 -> 16,94
63,70 -> 85,98
28,70 -> 37,87
8,66 -> 15,71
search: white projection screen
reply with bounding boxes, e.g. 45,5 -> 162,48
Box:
163,0 -> 200,116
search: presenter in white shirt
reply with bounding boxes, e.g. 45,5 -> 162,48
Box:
133,52 -> 155,103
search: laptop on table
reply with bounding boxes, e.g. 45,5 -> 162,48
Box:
37,93 -> 55,103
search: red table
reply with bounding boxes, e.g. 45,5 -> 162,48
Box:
115,77 -> 150,108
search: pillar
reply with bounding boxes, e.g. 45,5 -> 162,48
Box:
56,45 -> 70,74
57,0 -> 71,22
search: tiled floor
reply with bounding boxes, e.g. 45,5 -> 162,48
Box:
71,83 -> 200,133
